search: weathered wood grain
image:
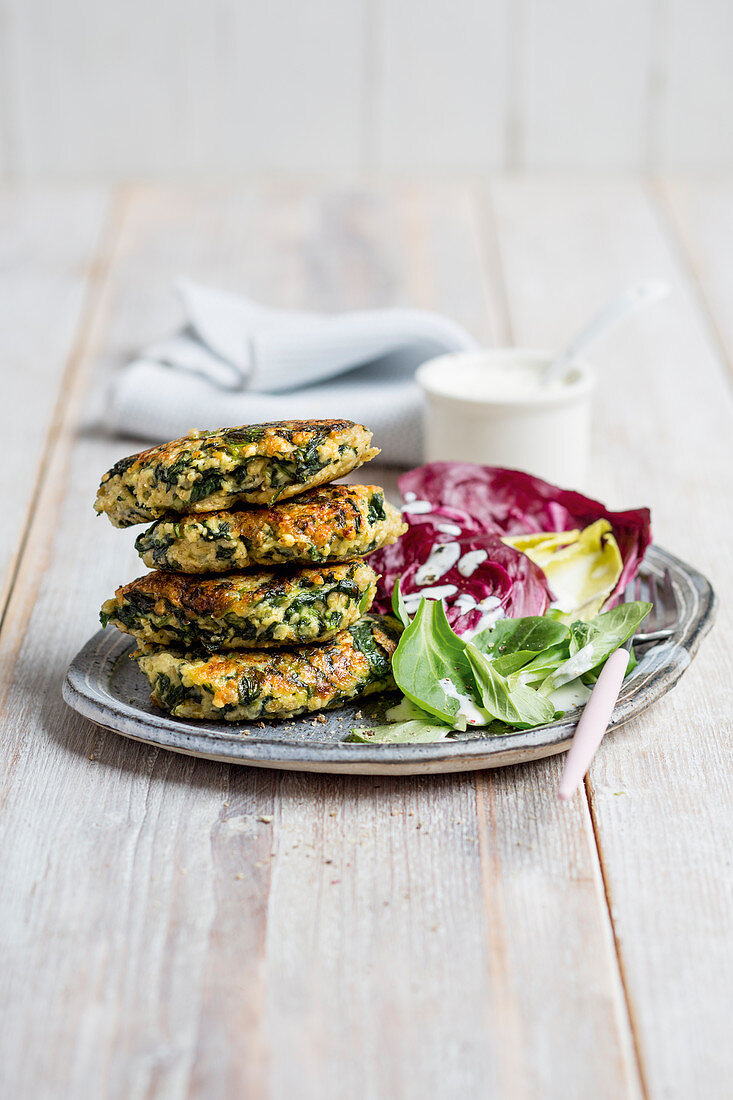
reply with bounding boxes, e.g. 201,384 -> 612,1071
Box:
5,3 -> 733,176
0,186 -> 109,610
7,0 -> 365,178
262,764 -> 640,1100
656,174 -> 733,374
654,0 -> 733,167
371,0 -> 508,170
518,0 -> 656,169
0,182 -> 641,1099
488,174 -> 733,1099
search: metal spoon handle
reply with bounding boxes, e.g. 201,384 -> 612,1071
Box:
541,279 -> 670,387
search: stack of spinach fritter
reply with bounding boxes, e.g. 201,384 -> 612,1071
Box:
95,419 -> 406,722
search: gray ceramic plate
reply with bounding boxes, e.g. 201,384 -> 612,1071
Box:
63,545 -> 715,775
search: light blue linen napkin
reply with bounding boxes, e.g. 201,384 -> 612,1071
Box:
106,279 -> 477,465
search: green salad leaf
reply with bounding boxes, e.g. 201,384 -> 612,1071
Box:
391,576 -> 413,630
542,602 -> 651,691
491,650 -> 546,676
518,642 -> 574,684
391,598 -> 485,729
348,721 -> 452,744
348,696 -> 507,743
471,616 -> 570,679
365,582 -> 652,745
466,644 -> 556,727
471,615 -> 569,657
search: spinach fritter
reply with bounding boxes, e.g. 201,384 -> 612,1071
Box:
134,484 -> 406,573
135,614 -> 402,721
101,561 -> 378,651
95,420 -> 379,527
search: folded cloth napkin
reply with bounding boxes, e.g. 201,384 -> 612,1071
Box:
106,279 -> 477,466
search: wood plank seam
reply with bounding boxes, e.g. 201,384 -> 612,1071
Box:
471,178 -> 514,346
647,175 -> 733,383
0,186 -> 126,642
474,773 -> 528,1097
642,0 -> 670,170
359,0 -> 380,172
484,174 -> 733,1096
0,0 -> 18,181
503,0 -> 527,171
476,177 -> 650,1096
0,188 -> 129,821
584,773 -> 651,1100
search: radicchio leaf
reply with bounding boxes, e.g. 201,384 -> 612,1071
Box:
369,522 -> 553,633
368,464 -> 651,635
398,464 -> 651,603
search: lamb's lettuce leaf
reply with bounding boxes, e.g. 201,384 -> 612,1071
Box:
347,696 -> 502,743
391,575 -> 412,629
542,602 -> 651,690
471,615 -> 569,657
348,721 -> 452,744
466,644 -> 556,727
354,586 -> 651,745
390,598 -> 486,730
518,642 -> 573,683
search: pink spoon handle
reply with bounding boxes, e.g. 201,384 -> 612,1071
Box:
558,648 -> 630,802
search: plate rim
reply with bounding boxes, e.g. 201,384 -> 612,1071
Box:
63,544 -> 716,773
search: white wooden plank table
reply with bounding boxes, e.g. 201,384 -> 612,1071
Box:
0,177 -> 730,1100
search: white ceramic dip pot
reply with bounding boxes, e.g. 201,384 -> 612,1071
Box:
416,349 -> 595,488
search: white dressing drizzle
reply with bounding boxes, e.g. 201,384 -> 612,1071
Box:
402,585 -> 458,614
438,677 -> 491,727
402,498 -> 433,514
551,642 -> 595,684
458,595 -> 504,640
414,541 -> 461,585
549,680 -> 592,711
457,548 -> 488,577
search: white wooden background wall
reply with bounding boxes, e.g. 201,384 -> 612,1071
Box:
1,0 -> 732,179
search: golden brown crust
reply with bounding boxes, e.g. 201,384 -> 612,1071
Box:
134,484 -> 407,572
135,613 -> 402,721
119,419 -> 359,469
184,631 -> 373,710
94,420 -> 380,527
101,560 -> 379,650
112,562 -> 367,617
224,485 -> 372,543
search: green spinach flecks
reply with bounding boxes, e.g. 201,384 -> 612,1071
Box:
367,492 -> 387,525
106,453 -> 138,480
